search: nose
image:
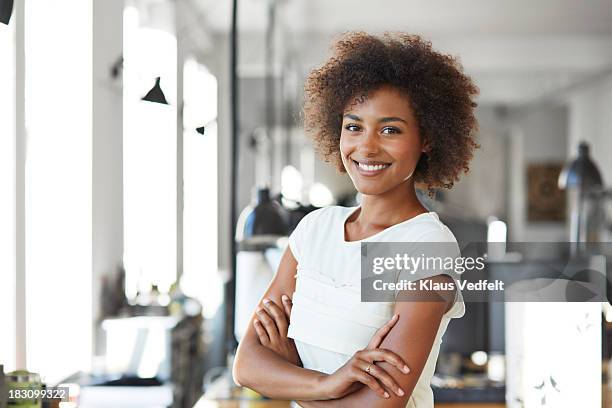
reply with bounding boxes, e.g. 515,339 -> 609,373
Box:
357,129 -> 380,157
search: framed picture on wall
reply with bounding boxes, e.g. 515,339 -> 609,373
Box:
527,163 -> 566,222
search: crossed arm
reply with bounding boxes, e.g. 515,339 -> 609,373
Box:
232,246 -> 455,407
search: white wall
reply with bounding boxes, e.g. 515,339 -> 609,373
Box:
199,33 -> 232,280
92,0 -> 124,356
506,105 -> 568,242
0,1 -> 17,372
443,106 -> 508,220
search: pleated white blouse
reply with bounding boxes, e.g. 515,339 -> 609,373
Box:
286,206 -> 465,408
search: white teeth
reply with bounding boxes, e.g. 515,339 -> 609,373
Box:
357,162 -> 389,171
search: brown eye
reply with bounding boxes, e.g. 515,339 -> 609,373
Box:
344,124 -> 361,132
382,127 -> 400,135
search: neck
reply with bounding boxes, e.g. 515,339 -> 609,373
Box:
357,179 -> 427,228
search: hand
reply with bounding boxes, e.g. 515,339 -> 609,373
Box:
318,314 -> 411,400
253,295 -> 302,366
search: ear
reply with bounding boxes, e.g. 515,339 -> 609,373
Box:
422,140 -> 431,154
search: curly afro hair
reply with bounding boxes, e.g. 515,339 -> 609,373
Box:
303,32 -> 479,193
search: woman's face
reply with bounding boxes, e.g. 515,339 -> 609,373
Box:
340,85 -> 426,196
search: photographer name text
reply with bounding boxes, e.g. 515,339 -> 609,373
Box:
373,279 -> 505,292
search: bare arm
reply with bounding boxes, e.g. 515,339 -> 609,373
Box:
296,274 -> 457,408
232,246 -> 328,400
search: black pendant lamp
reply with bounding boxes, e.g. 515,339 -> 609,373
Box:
558,142 -> 603,191
142,77 -> 168,105
558,141 -> 604,249
0,0 -> 13,25
196,126 -> 205,135
235,186 -> 289,251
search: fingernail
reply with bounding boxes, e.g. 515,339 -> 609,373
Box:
281,295 -> 289,302
254,319 -> 259,324
398,388 -> 404,396
263,298 -> 271,304
403,365 -> 410,374
383,392 -> 389,399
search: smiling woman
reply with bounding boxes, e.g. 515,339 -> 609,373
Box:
232,32 -> 479,408
304,32 -> 479,196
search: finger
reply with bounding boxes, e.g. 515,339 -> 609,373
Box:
367,314 -> 399,349
281,294 -> 292,319
359,349 -> 410,375
253,319 -> 270,346
256,307 -> 280,343
356,359 -> 404,397
262,298 -> 289,336
349,365 -> 389,399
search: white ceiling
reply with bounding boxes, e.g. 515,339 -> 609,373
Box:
190,0 -> 612,105
197,0 -> 612,35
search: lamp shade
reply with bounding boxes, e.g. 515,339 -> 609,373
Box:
0,0 -> 13,25
142,77 -> 168,105
558,142 -> 603,191
235,187 -> 289,250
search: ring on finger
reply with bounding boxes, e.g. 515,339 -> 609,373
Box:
365,363 -> 373,374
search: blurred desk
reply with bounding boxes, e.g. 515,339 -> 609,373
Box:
435,404 -> 504,408
193,378 -> 291,408
193,398 -> 503,408
193,377 -> 506,408
194,401 -> 290,408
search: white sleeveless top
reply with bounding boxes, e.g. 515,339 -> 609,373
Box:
286,206 -> 465,408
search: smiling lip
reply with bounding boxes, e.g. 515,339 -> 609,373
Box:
352,159 -> 391,176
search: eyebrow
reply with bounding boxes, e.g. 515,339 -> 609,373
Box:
343,114 -> 407,124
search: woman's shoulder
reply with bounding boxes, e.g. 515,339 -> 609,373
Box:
391,212 -> 458,244
294,205 -> 352,229
288,206 -> 349,264
289,206 -> 347,245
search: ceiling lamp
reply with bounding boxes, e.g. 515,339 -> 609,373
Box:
141,77 -> 168,105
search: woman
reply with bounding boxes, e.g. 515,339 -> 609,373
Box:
233,32 -> 479,407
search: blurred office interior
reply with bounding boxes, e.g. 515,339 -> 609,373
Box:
2,0 -> 612,407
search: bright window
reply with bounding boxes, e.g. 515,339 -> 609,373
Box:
181,58 -> 222,318
122,4 -> 177,298
24,0 -> 93,384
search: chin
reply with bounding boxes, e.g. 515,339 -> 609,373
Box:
351,180 -> 393,196
350,172 -> 415,197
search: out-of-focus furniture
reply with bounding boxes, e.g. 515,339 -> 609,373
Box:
95,315 -> 205,408
194,374 -> 291,408
436,404 -> 504,408
194,401 -> 290,408
192,397 -> 504,408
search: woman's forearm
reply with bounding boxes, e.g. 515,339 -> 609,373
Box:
233,341 -> 329,401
